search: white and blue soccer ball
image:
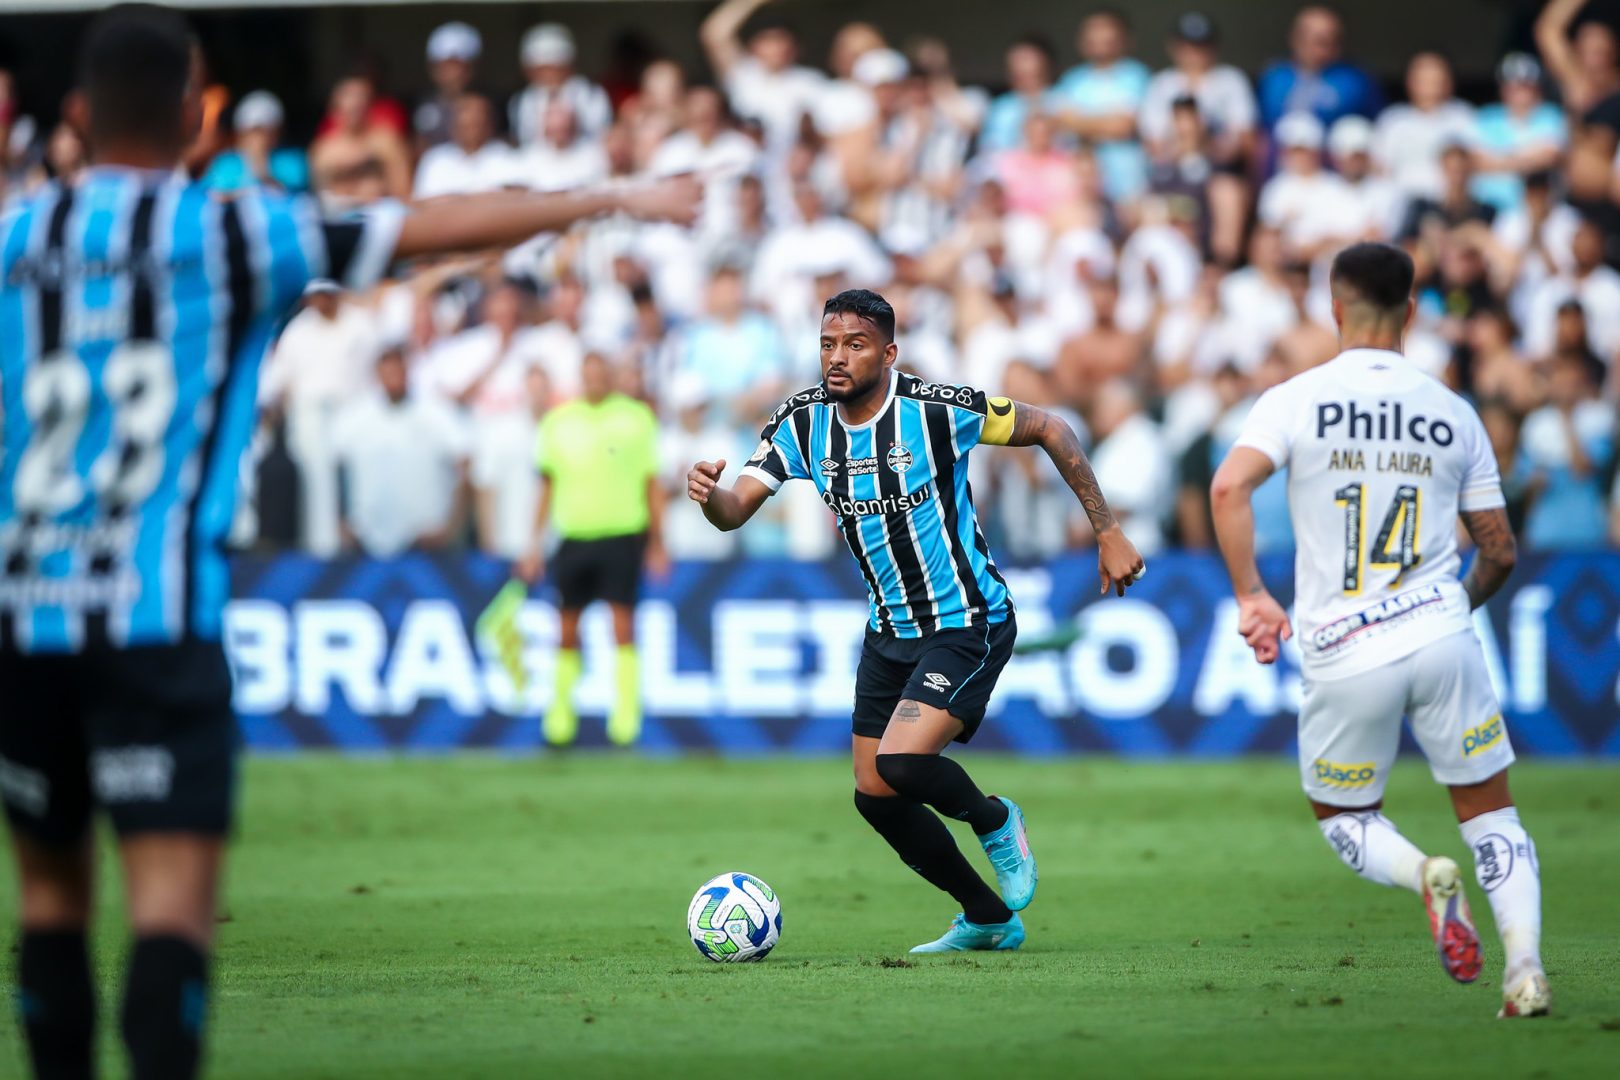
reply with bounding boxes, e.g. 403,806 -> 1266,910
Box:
687,872 -> 782,962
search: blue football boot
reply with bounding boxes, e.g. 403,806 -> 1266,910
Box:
978,797 -> 1037,910
909,912 -> 1026,953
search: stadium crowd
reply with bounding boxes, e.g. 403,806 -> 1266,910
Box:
3,0 -> 1618,563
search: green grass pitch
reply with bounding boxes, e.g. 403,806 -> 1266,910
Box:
2,755 -> 1617,1078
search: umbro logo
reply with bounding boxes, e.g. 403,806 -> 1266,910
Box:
820,458 -> 840,475
923,672 -> 951,691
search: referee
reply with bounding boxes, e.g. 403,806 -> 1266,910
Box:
518,352 -> 667,746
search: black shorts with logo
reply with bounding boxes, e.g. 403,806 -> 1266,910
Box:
0,640 -> 239,848
852,615 -> 1017,744
551,532 -> 647,610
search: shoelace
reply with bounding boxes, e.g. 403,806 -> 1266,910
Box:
984,829 -> 1023,875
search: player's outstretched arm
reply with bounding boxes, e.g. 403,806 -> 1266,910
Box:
1210,447 -> 1293,664
393,178 -> 701,260
1004,403 -> 1145,596
687,460 -> 773,532
1459,507 -> 1517,610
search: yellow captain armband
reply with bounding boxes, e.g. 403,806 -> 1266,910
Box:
980,396 -> 1017,445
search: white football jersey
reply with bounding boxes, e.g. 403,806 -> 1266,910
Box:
1233,348 -> 1506,679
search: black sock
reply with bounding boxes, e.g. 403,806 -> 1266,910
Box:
854,791 -> 1012,925
17,930 -> 96,1080
122,936 -> 208,1080
875,753 -> 1009,835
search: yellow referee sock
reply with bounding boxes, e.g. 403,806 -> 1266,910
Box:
607,644 -> 642,747
544,648 -> 582,747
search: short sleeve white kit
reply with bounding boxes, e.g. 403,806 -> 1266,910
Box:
1233,348 -> 1514,804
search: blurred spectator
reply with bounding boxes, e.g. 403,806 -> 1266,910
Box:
1373,51 -> 1475,201
1258,112 -> 1354,256
309,73 -> 412,203
1517,353 -> 1615,549
992,112 -> 1078,218
1470,54 -> 1567,214
1177,361 -> 1292,552
650,86 -> 760,232
205,91 -> 309,193
510,102 -> 607,192
423,281 -> 550,556
752,181 -> 891,329
334,347 -> 470,556
676,263 -> 789,421
1054,277 -> 1144,409
659,374 -> 741,560
1523,217 -> 1620,364
1054,9 -> 1150,203
1085,379 -> 1170,552
1257,6 -> 1381,137
981,37 -> 1064,154
415,21 -> 482,152
1139,13 -> 1256,170
1538,0 -> 1620,262
510,24 -> 613,147
260,281 -> 380,556
1326,116 -> 1404,241
42,122 -> 87,186
415,94 -> 514,198
701,0 -> 826,158
1397,143 -> 1495,282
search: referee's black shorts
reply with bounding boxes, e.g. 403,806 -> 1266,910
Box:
0,640 -> 239,848
551,532 -> 647,610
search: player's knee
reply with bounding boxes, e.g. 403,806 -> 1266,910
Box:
874,751 -> 933,796
853,759 -> 894,797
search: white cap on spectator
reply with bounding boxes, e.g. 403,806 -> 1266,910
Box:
234,90 -> 283,132
1327,115 -> 1373,158
881,222 -> 931,258
427,22 -> 482,63
668,371 -> 712,413
302,278 -> 341,298
853,48 -> 909,88
522,24 -> 576,68
1275,111 -> 1325,152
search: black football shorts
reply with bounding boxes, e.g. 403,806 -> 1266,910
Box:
852,615 -> 1017,743
551,532 -> 647,610
0,640 -> 239,847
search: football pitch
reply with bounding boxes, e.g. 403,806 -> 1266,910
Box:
1,755 -> 1616,1078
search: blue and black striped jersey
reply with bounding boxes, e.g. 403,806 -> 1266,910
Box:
742,371 -> 1017,639
0,168 -> 402,653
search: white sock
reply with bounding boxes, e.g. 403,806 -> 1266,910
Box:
1460,806 -> 1542,985
1318,812 -> 1426,892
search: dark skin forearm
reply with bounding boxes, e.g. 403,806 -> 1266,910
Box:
1006,404 -> 1117,534
1460,507 -> 1517,609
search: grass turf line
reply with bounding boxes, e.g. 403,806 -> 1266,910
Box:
1,755 -> 1616,1078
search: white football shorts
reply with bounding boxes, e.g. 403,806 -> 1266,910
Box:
1297,628 -> 1515,806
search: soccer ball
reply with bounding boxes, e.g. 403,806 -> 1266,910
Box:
687,872 -> 782,962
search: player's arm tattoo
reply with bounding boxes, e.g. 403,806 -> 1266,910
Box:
1006,403 -> 1119,533
1459,507 -> 1517,610
892,700 -> 922,723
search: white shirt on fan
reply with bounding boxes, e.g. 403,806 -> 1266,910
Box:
1232,348 -> 1505,680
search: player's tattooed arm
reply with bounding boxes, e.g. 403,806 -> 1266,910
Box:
1459,507 -> 1518,610
1005,402 -> 1146,595
1004,403 -> 1117,534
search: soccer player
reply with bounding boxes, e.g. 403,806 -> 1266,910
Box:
517,352 -> 667,747
0,8 -> 696,1078
687,289 -> 1145,952
1210,243 -> 1549,1019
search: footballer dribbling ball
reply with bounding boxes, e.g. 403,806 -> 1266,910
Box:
687,872 -> 782,962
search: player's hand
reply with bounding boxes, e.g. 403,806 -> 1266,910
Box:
1096,524 -> 1146,597
515,547 -> 544,585
687,459 -> 726,504
1236,589 -> 1293,665
619,176 -> 702,226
